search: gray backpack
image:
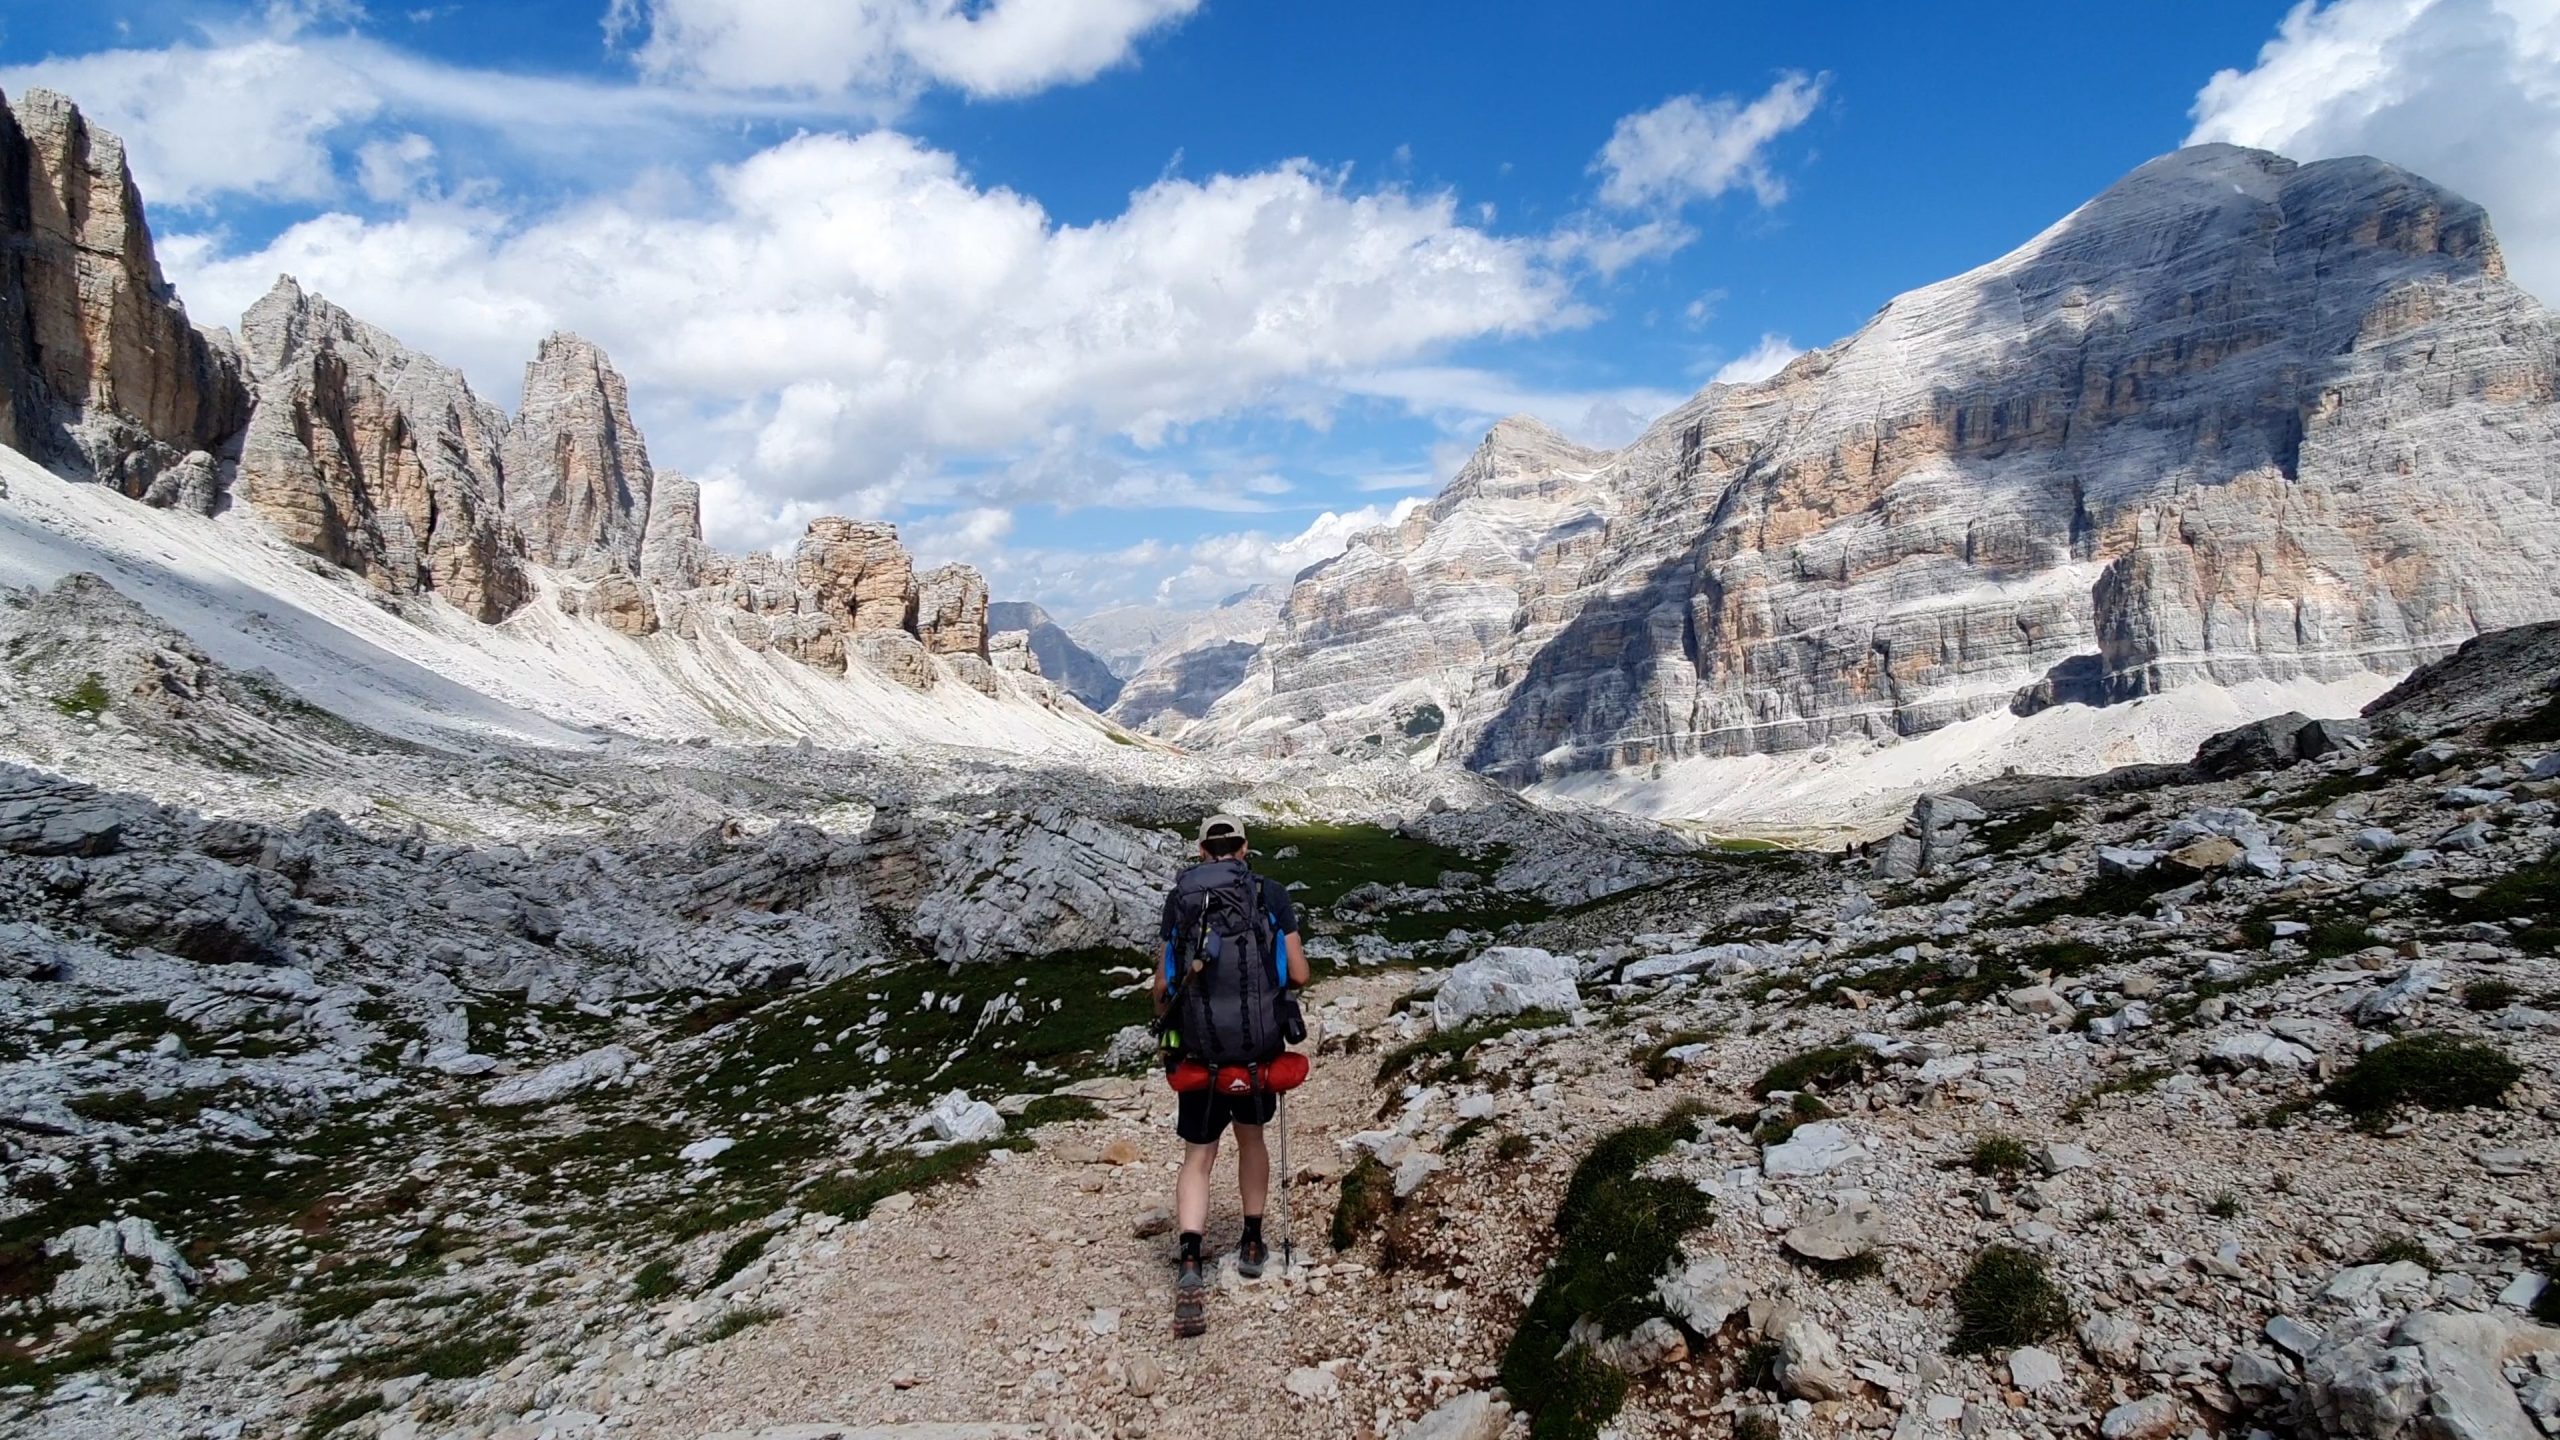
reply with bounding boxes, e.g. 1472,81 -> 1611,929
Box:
1166,859 -> 1285,1068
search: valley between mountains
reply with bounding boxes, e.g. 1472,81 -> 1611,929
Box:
0,81 -> 2557,1440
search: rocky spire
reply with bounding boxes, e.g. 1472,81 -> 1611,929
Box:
0,87 -> 245,505
234,277 -> 529,622
637,472 -> 716,590
502,333 -> 653,573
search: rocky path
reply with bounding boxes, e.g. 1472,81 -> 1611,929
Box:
602,973 -> 1526,1440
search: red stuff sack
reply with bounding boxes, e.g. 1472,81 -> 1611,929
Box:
1213,1051 -> 1308,1095
1166,1060 -> 1214,1092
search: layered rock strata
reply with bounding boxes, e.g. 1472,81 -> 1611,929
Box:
1193,146 -> 2560,785
0,88 -> 244,504
987,601 -> 1121,711
234,279 -> 531,623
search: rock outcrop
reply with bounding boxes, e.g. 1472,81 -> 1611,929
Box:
233,278 -> 530,622
638,472 -> 714,589
1183,146 -> 2560,792
502,332 -> 653,573
0,88 -> 244,503
916,564 -> 989,658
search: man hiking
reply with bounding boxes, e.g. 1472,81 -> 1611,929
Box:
1153,814 -> 1308,1338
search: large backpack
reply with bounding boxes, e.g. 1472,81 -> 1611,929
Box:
1166,859 -> 1286,1068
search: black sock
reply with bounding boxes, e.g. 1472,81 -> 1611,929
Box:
1179,1231 -> 1202,1262
1242,1216 -> 1264,1245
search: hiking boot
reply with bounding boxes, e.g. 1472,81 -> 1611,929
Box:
1172,1257 -> 1207,1337
1236,1235 -> 1268,1280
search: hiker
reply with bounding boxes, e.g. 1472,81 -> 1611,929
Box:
1152,814 -> 1308,1336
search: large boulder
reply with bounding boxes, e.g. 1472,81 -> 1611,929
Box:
2292,1311 -> 2544,1440
1433,946 -> 1577,1028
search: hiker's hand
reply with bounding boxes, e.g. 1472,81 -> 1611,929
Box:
1152,988 -> 1171,1019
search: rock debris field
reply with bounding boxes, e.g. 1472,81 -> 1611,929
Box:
5,599 -> 2558,1440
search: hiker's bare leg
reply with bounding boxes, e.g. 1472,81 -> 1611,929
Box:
1233,1123 -> 1270,1216
1176,1140 -> 1218,1235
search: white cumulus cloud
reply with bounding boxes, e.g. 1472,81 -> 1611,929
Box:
1711,333 -> 1801,386
2189,0 -> 2560,302
611,0 -> 1200,99
1595,71 -> 1829,211
167,131 -> 1580,528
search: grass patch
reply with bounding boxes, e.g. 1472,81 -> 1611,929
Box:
2429,847 -> 2560,956
2463,979 -> 2522,1012
1794,1250 -> 1884,1283
2206,1189 -> 2244,1219
2322,1033 -> 2523,1128
1751,1043 -> 1876,1099
51,672 -> 111,716
65,1088 -> 211,1127
801,1136 -> 1031,1222
1966,1134 -> 2032,1177
1949,1244 -> 2070,1355
1375,1008 -> 1563,1085
300,1392 -> 384,1439
631,1258 -> 679,1300
1499,1103 -> 1712,1440
1445,1116 -> 1494,1152
708,1229 -> 774,1288
700,1305 -> 783,1343
1331,1155 -> 1394,1252
1494,1133 -> 1533,1163
2362,1235 -> 2431,1267
1016,1095 -> 1106,1127
2005,863 -> 2194,929
2062,1066 -> 2168,1123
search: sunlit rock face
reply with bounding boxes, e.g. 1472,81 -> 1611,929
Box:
1195,146 -> 2560,785
235,278 -> 530,623
0,88 -> 246,507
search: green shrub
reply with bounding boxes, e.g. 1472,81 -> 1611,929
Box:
1499,1104 -> 1714,1440
2061,1066 -> 2167,1123
1636,1029 -> 1719,1081
2206,1190 -> 2243,1220
2362,1234 -> 2430,1267
300,1392 -> 384,1439
1377,1009 -> 1565,1085
50,673 -> 110,717
1949,1244 -> 2070,1355
708,1230 -> 773,1288
1494,1133 -> 1533,1163
1966,1134 -> 2032,1177
2462,979 -> 2522,1012
1331,1155 -> 1393,1252
630,1258 -> 679,1300
1751,1043 -> 1875,1099
1016,1094 -> 1105,1127
800,1136 -> 1030,1222
701,1304 -> 783,1342
1735,1413 -> 1782,1440
2322,1033 -> 2523,1126
1444,1116 -> 1493,1152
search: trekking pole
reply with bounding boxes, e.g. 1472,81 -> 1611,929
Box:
1275,1089 -> 1293,1276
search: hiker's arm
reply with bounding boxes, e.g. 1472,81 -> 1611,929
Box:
1284,930 -> 1308,988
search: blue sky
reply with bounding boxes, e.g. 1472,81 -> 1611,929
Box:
5,0 -> 2556,616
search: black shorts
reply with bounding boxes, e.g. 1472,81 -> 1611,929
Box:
1176,1086 -> 1278,1145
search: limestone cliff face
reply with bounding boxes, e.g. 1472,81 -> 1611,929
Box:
1104,585 -> 1286,737
1189,417 -> 1613,752
234,278 -> 530,623
0,88 -> 244,506
637,473 -> 714,589
502,333 -> 653,573
1196,146 -> 2560,784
